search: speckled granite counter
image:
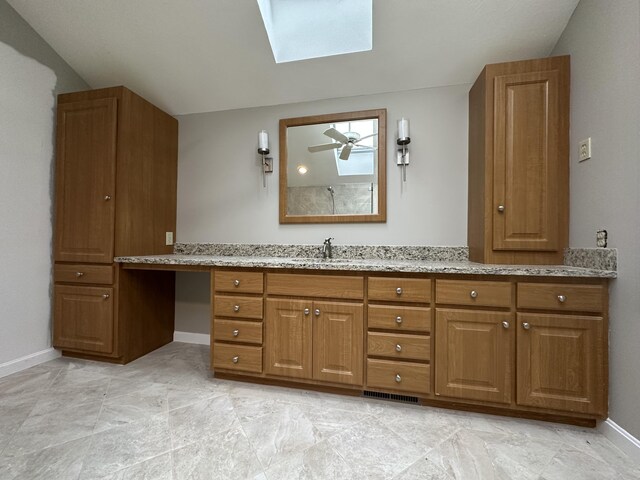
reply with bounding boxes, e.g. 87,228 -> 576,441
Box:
115,244 -> 616,278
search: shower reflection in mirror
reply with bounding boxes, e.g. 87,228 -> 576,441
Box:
286,182 -> 376,216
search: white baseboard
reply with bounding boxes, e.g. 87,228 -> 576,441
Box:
0,347 -> 61,379
173,331 -> 210,346
598,418 -> 640,463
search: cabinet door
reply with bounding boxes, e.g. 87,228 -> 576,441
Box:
435,309 -> 513,404
493,70 -> 560,251
517,313 -> 605,415
313,301 -> 363,386
53,285 -> 114,354
265,299 -> 312,379
54,98 -> 117,263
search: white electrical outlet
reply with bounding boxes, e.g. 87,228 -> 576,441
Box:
579,137 -> 592,162
165,232 -> 174,246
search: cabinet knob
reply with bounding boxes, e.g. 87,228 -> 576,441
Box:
395,344 -> 402,352
502,321 -> 510,329
232,356 -> 239,364
470,290 -> 478,299
314,309 -> 320,317
233,305 -> 240,312
395,374 -> 402,383
75,272 -> 84,278
522,322 -> 531,330
497,205 -> 505,212
102,294 -> 110,299
395,316 -> 403,325
557,295 -> 566,303
233,279 -> 240,287
304,308 -> 310,316
396,287 -> 403,295
232,329 -> 239,337
104,195 -> 111,201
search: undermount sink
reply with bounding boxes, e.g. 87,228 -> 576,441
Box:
285,257 -> 355,264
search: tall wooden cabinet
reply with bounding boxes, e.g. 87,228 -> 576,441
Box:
53,87 -> 178,363
468,56 -> 570,264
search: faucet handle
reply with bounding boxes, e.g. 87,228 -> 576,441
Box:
324,237 -> 334,244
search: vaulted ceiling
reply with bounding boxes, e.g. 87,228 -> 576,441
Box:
8,0 -> 579,115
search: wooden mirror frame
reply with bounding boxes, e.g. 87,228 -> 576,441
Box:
279,109 -> 387,224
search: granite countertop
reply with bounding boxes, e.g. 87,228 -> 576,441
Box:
115,243 -> 617,278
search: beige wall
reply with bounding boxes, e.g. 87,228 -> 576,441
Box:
552,0 -> 640,438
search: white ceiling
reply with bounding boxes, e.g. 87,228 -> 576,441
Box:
8,0 -> 578,116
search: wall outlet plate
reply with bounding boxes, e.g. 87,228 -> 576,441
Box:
165,231 -> 174,246
579,137 -> 592,162
596,229 -> 607,248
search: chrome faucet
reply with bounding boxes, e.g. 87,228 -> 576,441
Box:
322,237 -> 334,259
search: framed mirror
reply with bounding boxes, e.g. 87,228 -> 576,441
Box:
279,109 -> 386,224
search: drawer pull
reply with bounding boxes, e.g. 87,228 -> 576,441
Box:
395,374 -> 402,383
522,322 -> 531,330
75,272 -> 84,278
233,305 -> 240,312
470,290 -> 478,299
232,329 -> 239,337
395,316 -> 403,325
233,279 -> 240,287
232,356 -> 239,364
557,295 -> 566,303
497,204 -> 505,212
396,287 -> 403,295
102,294 -> 110,299
314,309 -> 321,317
104,195 -> 111,201
304,308 -> 310,316
395,344 -> 402,352
502,321 -> 510,329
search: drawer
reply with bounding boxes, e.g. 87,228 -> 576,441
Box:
517,282 -> 605,313
368,305 -> 431,333
55,264 -> 114,285
214,319 -> 263,345
368,277 -> 431,303
367,359 -> 430,395
367,332 -> 430,361
214,271 -> 263,294
214,295 -> 263,319
213,343 -> 262,373
267,273 -> 364,299
436,279 -> 512,308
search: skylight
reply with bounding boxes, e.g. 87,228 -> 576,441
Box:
256,0 -> 373,64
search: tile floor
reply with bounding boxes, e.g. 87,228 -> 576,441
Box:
0,342 -> 638,479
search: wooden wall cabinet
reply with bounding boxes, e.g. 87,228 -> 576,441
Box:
468,56 -> 570,264
53,87 -> 178,363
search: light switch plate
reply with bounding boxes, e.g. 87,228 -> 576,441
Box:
165,232 -> 174,246
579,137 -> 592,162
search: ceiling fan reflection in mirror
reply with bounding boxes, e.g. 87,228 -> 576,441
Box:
308,127 -> 377,160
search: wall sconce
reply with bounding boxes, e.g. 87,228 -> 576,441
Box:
396,118 -> 411,182
257,130 -> 274,187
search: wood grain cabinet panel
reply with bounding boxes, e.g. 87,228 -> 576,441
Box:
368,305 -> 430,333
367,332 -> 430,361
312,301 -> 363,386
54,98 -> 117,264
267,274 -> 364,299
54,264 -> 114,285
516,313 -> 605,415
213,319 -> 263,345
53,285 -> 114,354
517,283 -> 604,313
214,271 -> 264,294
368,277 -> 431,303
214,295 -> 263,319
265,299 -> 313,379
213,344 -> 262,373
367,359 -> 430,395
436,279 -> 512,308
468,55 -> 570,264
435,308 -> 514,404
